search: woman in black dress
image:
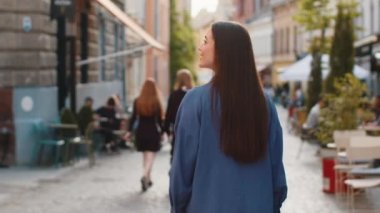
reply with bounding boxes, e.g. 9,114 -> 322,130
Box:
126,79 -> 163,191
163,69 -> 193,163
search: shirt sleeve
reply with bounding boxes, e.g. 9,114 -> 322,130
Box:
163,93 -> 174,134
268,100 -> 287,212
169,90 -> 200,213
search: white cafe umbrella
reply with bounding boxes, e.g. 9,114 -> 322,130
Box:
279,54 -> 369,82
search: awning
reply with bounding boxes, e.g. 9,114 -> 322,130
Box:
77,44 -> 149,66
279,54 -> 370,82
354,34 -> 380,48
96,0 -> 165,50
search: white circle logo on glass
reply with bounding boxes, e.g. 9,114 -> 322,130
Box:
21,96 -> 34,112
22,16 -> 32,32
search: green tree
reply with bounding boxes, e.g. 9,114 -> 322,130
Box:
169,0 -> 197,89
325,1 -> 358,93
294,0 -> 332,112
317,74 -> 370,144
307,40 -> 323,112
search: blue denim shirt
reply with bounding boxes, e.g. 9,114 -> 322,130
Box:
170,83 -> 287,213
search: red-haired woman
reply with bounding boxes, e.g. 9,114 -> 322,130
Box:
126,79 -> 163,192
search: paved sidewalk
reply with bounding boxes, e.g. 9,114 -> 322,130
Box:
0,159 -> 89,204
0,106 -> 379,212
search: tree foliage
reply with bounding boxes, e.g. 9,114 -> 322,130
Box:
325,1 -> 358,93
294,0 -> 333,112
306,41 -> 323,112
294,0 -> 332,31
169,0 -> 197,90
317,74 -> 370,144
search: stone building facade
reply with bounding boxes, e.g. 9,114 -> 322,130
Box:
271,0 -> 299,86
0,0 -> 57,87
0,0 -> 167,165
355,0 -> 380,96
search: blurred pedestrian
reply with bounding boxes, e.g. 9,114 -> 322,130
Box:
112,94 -> 125,116
125,79 -> 164,192
95,97 -> 118,153
163,69 -> 194,163
77,97 -> 94,135
170,21 -> 287,212
372,95 -> 380,119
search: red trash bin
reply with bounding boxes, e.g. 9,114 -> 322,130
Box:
322,158 -> 335,193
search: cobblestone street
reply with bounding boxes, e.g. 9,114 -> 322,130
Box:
0,106 -> 379,213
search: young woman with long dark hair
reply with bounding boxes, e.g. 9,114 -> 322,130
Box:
169,21 -> 287,212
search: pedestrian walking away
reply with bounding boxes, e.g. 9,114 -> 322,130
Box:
169,21 -> 287,213
125,79 -> 164,192
163,69 -> 194,164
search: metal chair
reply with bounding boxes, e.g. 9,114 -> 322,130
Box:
33,120 -> 65,167
344,136 -> 380,211
332,130 -> 368,196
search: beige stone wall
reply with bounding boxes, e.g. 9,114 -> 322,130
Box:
0,0 -> 56,87
273,0 -> 297,62
272,0 -> 298,86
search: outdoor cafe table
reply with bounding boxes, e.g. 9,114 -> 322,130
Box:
49,123 -> 78,129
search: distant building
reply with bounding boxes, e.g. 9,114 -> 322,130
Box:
271,0 -> 299,87
245,0 -> 273,86
355,0 -> 380,96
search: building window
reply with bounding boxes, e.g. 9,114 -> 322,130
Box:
114,22 -> 120,80
154,56 -> 158,82
273,30 -> 277,55
238,0 -> 244,17
282,28 -> 286,54
142,0 -> 146,24
286,27 -> 290,54
98,12 -> 106,81
277,29 -> 281,55
294,26 -> 298,53
370,0 -> 374,34
154,0 -> 160,40
280,29 -> 284,54
378,0 -> 380,33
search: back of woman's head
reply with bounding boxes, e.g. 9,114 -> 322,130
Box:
174,69 -> 194,90
211,21 -> 269,164
137,78 -> 163,117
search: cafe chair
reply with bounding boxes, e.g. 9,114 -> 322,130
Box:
33,120 -> 65,167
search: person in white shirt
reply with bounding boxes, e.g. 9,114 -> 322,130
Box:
303,97 -> 324,130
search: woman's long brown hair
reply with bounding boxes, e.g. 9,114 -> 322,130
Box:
211,22 -> 269,164
136,79 -> 163,117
